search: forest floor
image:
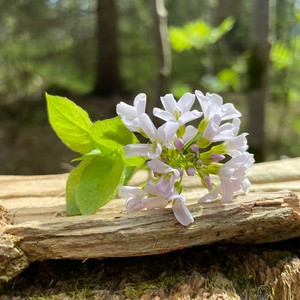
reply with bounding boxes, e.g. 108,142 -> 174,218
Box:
1,95 -> 300,299
1,240 -> 300,300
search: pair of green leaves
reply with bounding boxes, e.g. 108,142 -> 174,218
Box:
46,93 -> 143,216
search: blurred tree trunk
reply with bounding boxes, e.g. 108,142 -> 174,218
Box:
246,0 -> 271,162
214,0 -> 245,53
92,0 -> 121,97
149,0 -> 171,112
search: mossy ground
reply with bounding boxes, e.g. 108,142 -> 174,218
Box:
1,240 -> 299,300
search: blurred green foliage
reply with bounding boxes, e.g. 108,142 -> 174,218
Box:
0,0 -> 300,161
169,17 -> 234,52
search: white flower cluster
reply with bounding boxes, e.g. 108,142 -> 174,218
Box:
117,91 -> 254,226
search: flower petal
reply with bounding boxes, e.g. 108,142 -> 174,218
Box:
139,113 -> 157,141
124,144 -> 152,157
160,94 -> 177,114
153,108 -> 175,122
172,197 -> 194,226
179,110 -> 202,125
177,92 -> 195,112
133,93 -> 147,115
126,197 -> 145,212
144,196 -> 168,209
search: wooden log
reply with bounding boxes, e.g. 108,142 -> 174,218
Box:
1,158 -> 300,281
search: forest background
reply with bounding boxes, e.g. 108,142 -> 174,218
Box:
0,0 -> 300,175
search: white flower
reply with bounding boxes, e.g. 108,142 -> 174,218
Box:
224,133 -> 249,156
116,93 -> 146,132
124,143 -> 163,159
153,93 -> 202,125
148,159 -> 181,178
195,90 -> 241,121
144,174 -> 176,200
118,186 -> 147,212
124,113 -> 179,159
144,175 -> 194,226
200,152 -> 254,203
203,117 -> 241,142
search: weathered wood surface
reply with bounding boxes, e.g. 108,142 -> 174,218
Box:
0,158 -> 300,281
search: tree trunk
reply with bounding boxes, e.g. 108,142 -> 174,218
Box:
149,0 -> 171,114
92,0 -> 121,97
246,0 -> 271,162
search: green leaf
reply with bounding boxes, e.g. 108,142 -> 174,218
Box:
71,149 -> 102,162
271,42 -> 292,70
46,93 -> 93,154
66,158 -> 93,216
75,155 -> 125,215
91,116 -> 144,167
170,17 -> 234,52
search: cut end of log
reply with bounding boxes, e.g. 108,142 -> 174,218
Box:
0,234 -> 29,283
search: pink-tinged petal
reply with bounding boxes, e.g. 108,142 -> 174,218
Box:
219,166 -> 235,178
148,159 -> 180,178
172,197 -> 194,226
118,186 -> 143,198
153,107 -> 174,122
147,159 -> 169,173
139,113 -> 157,140
160,94 -> 177,114
124,144 -> 152,157
200,188 -> 219,202
204,176 -> 213,190
126,197 -> 145,212
242,178 -> 251,193
220,180 -> 235,203
144,175 -> 176,199
177,92 -> 195,112
226,134 -> 248,152
144,196 -> 168,209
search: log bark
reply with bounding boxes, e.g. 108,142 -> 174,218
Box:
1,158 -> 300,281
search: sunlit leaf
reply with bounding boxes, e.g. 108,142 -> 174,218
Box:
91,116 -> 144,167
46,93 -> 93,154
75,155 -> 125,215
271,42 -> 293,70
169,17 -> 235,52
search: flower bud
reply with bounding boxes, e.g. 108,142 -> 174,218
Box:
190,144 -> 199,153
204,176 -> 212,190
174,138 -> 184,150
196,160 -> 202,166
211,154 -> 225,162
187,167 -> 195,176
